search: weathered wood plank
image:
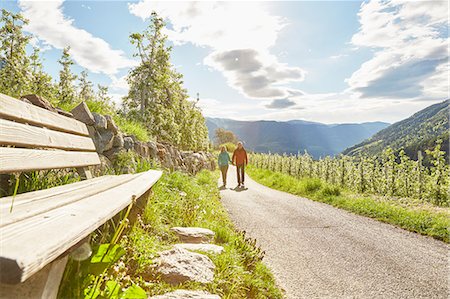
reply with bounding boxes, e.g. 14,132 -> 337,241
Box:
0,176 -> 111,208
0,170 -> 162,283
0,256 -> 68,298
1,174 -> 135,227
0,119 -> 95,151
0,148 -> 100,173
0,93 -> 89,136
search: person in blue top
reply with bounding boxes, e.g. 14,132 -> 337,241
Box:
218,145 -> 232,187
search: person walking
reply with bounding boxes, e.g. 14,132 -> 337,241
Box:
218,145 -> 232,187
232,141 -> 248,188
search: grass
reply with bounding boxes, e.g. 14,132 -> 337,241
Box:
113,115 -> 150,142
247,165 -> 450,243
59,170 -> 284,298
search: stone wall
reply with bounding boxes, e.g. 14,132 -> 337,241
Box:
21,95 -> 216,175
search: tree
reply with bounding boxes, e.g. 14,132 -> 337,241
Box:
29,47 -> 56,101
124,11 -> 209,150
96,84 -> 111,104
78,70 -> 94,102
57,46 -> 77,105
214,128 -> 238,145
0,9 -> 31,97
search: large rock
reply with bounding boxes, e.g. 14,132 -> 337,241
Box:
91,155 -> 112,176
92,113 -> 107,130
71,102 -> 95,125
170,227 -> 215,244
103,147 -> 125,161
174,244 -> 224,255
90,127 -> 114,153
21,94 -> 57,113
105,115 -> 119,134
124,136 -> 134,150
155,247 -> 215,284
149,290 -> 221,299
113,134 -> 124,148
134,141 -> 149,158
147,141 -> 158,159
55,107 -> 73,118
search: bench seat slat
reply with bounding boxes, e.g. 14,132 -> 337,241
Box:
0,93 -> 89,136
0,169 -> 162,284
0,176 -> 112,207
0,148 -> 101,173
0,174 -> 137,228
0,118 -> 96,151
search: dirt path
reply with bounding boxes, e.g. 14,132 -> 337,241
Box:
219,166 -> 449,299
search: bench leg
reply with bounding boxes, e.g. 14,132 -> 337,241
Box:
0,256 -> 68,299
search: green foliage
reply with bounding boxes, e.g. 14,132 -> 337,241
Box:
219,142 -> 237,153
56,170 -> 283,298
78,69 -> 95,102
122,170 -> 283,298
57,46 -> 77,105
29,47 -> 57,100
214,128 -> 238,145
247,166 -> 450,243
344,99 -> 449,161
114,115 -> 150,142
0,9 -> 31,98
124,12 -> 209,151
251,139 -> 449,206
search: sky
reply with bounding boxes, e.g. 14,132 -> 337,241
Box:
1,0 -> 448,124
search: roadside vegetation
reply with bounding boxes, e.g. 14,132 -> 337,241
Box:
59,169 -> 284,299
251,141 -> 449,206
248,143 -> 450,242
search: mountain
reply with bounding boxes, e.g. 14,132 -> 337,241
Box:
342,99 -> 449,159
206,118 -> 389,159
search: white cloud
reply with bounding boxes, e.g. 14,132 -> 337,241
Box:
348,0 -> 448,99
19,0 -> 136,75
129,1 -> 305,100
329,54 -> 348,60
110,74 -> 129,92
246,92 -> 441,124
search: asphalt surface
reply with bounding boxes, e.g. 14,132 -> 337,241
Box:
219,166 -> 449,299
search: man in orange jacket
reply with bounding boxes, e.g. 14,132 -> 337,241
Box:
232,141 -> 248,188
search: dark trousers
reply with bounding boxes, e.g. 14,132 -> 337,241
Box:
220,165 -> 228,185
236,164 -> 245,185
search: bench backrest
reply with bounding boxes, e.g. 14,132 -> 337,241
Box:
0,93 -> 100,174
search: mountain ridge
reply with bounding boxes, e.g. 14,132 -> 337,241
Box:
206,117 -> 389,159
342,99 -> 449,159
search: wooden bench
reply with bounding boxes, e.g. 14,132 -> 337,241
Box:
0,93 -> 162,298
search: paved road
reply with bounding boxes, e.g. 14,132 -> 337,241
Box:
219,166 -> 449,299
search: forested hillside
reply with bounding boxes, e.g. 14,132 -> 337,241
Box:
343,100 -> 449,160
207,117 -> 388,158
0,9 -> 209,151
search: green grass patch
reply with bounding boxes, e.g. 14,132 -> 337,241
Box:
59,170 -> 284,298
247,166 -> 450,243
113,115 -> 150,142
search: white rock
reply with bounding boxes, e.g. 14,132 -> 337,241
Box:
155,247 -> 215,284
149,290 -> 221,299
174,243 -> 224,255
170,227 -> 215,244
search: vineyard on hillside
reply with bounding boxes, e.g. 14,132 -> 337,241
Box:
251,140 -> 449,206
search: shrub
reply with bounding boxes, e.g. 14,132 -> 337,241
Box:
321,185 -> 341,197
219,142 -> 237,153
301,178 -> 322,193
